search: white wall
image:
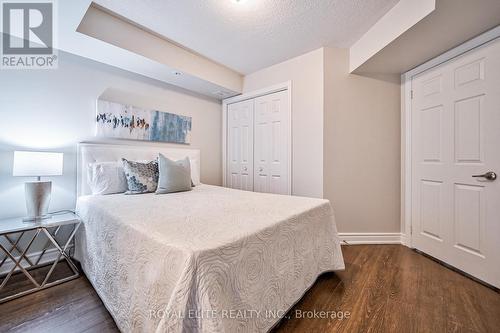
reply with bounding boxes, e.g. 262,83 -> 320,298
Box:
324,47 -> 401,233
243,49 -> 324,198
0,51 -> 222,219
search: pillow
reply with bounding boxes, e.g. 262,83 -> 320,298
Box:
87,161 -> 128,195
156,154 -> 192,194
122,159 -> 159,194
190,158 -> 201,186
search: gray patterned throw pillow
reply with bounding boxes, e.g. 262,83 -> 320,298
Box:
122,159 -> 159,194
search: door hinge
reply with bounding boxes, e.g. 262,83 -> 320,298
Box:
410,90 -> 414,99
410,225 -> 413,235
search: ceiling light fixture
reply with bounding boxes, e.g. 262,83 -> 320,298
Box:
231,0 -> 247,4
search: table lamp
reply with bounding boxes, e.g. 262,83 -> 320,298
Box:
13,151 -> 64,222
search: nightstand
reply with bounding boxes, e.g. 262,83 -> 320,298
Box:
0,212 -> 82,303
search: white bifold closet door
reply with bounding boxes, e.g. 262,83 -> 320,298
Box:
227,99 -> 254,191
253,91 -> 289,194
226,90 -> 289,194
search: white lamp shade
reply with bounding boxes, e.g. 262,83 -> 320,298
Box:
13,151 -> 64,177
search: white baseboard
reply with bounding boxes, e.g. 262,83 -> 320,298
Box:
338,232 -> 404,245
400,233 -> 410,246
0,247 -> 66,275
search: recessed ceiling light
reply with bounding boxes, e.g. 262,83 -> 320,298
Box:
231,0 -> 247,4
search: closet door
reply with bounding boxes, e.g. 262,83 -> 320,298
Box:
227,99 -> 254,191
253,90 -> 289,194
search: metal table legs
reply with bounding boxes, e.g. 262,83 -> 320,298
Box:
0,222 -> 81,303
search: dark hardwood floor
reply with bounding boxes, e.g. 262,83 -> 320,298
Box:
1,245 -> 499,333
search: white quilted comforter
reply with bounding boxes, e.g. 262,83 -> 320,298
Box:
75,185 -> 344,333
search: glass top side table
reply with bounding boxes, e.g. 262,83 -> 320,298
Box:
0,212 -> 81,303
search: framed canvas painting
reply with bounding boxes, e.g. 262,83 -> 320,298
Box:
95,100 -> 192,144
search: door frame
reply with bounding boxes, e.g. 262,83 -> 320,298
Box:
401,26 -> 500,248
222,81 -> 292,194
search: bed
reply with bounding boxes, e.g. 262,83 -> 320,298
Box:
75,143 -> 344,333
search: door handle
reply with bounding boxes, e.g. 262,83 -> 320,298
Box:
258,167 -> 263,172
243,166 -> 247,172
472,171 -> 497,181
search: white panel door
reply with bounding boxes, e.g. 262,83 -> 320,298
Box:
411,38 -> 500,287
253,90 -> 289,194
227,99 -> 254,191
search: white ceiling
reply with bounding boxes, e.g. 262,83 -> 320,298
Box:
93,0 -> 399,74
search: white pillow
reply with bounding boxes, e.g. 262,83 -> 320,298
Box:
190,158 -> 201,186
87,161 -> 128,195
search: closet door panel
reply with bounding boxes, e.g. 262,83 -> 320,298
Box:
229,125 -> 240,189
254,90 -> 289,194
227,99 -> 254,191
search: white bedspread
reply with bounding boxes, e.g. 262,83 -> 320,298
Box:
75,185 -> 344,333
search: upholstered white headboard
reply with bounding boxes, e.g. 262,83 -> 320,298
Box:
77,143 -> 201,197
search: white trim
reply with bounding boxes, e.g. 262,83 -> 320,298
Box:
401,73 -> 413,248
0,247 -> 70,275
400,233 -> 409,247
222,81 -> 292,195
222,82 -> 290,105
401,26 -> 500,249
338,233 -> 403,245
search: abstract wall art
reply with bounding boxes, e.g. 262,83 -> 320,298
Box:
96,100 -> 192,144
